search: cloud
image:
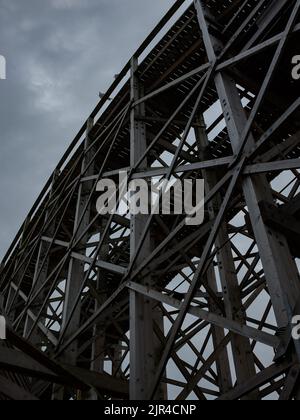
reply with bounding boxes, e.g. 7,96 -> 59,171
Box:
50,0 -> 84,9
0,0 -> 173,258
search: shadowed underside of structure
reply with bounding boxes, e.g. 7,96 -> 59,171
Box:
0,0 -> 300,401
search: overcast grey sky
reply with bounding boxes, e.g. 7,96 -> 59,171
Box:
0,0 -> 175,259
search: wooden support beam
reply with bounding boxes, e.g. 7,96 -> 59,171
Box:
218,361 -> 293,400
0,375 -> 39,401
127,282 -> 280,348
259,201 -> 300,258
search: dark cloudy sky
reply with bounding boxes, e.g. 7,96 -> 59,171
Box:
0,0 -> 175,259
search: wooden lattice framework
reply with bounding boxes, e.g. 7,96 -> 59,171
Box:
0,0 -> 300,401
